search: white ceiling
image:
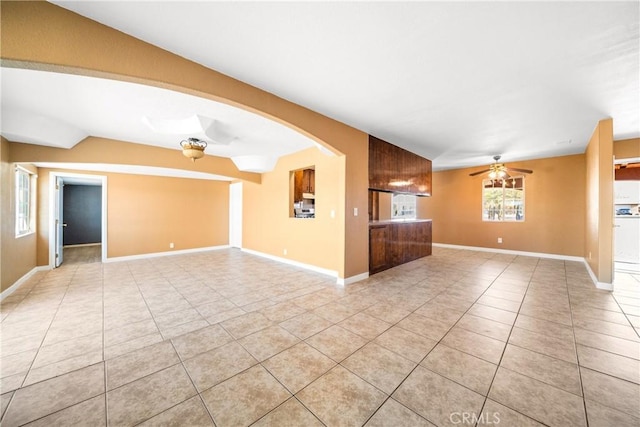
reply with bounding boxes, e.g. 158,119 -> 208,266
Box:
3,1 -> 639,176
0,67 -> 320,174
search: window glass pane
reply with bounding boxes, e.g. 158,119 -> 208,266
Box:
391,194 -> 416,219
15,169 -> 32,235
482,177 -> 524,222
504,177 -> 524,221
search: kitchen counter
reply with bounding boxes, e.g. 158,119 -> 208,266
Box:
369,219 -> 432,274
370,218 -> 432,225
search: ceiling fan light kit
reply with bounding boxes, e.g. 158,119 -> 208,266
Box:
180,137 -> 207,162
470,155 -> 533,178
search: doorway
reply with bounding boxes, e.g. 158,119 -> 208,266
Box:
49,172 -> 107,267
613,157 -> 640,275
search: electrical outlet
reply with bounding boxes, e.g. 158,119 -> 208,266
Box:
354,207 -> 358,216
330,210 -> 335,218
283,249 -> 287,256
497,238 -> 502,244
169,242 -> 174,249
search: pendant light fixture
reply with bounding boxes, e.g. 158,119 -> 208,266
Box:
180,138 -> 207,162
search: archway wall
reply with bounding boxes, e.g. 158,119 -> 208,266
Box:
1,1 -> 369,279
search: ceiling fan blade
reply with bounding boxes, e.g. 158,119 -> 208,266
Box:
469,168 -> 491,176
506,167 -> 533,174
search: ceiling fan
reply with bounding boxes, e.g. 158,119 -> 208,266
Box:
469,155 -> 533,178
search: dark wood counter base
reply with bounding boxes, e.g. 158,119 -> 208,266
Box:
369,220 -> 432,274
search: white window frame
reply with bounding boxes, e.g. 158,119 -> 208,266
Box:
15,166 -> 37,237
391,193 -> 417,220
482,176 -> 525,222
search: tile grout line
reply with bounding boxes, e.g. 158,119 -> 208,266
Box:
3,263 -> 107,427
610,291 -> 640,340
356,253 -> 519,427
4,249 -> 635,426
472,256 -> 541,427
565,262 -> 592,427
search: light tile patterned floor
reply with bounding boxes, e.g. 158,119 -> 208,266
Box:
1,247 -> 639,426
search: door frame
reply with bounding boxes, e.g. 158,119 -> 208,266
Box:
48,172 -> 108,267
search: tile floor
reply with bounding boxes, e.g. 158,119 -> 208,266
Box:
1,247 -> 639,426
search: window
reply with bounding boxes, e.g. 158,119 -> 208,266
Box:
391,193 -> 416,219
482,177 -> 524,222
15,167 -> 36,236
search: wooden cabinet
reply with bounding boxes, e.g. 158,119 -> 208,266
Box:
369,136 -> 432,196
369,225 -> 390,274
369,220 -> 432,274
294,170 -> 304,202
293,168 -> 315,202
303,169 -> 315,193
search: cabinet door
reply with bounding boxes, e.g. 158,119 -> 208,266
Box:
615,219 -> 640,263
615,181 -> 640,204
369,225 -> 389,273
302,169 -> 315,193
294,170 -> 304,201
402,150 -> 418,194
308,169 -> 315,193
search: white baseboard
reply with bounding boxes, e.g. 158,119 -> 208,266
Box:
1,266 -> 50,301
338,272 -> 369,286
432,243 -> 585,262
104,245 -> 230,263
583,260 -> 614,291
240,248 -> 343,282
433,243 -> 613,291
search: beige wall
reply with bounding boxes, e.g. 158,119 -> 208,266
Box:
36,168 -> 230,265
585,119 -> 614,284
244,148 -> 344,274
421,154 -> 586,257
614,138 -> 640,160
1,1 -> 370,280
1,139 -> 38,293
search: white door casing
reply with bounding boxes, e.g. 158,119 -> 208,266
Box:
55,176 -> 64,267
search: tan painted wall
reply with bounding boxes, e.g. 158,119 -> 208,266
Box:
1,1 -> 370,279
36,168 -> 230,265
421,154 -> 586,256
1,139 -> 38,292
585,119 -> 614,284
378,193 -> 393,221
244,148 -> 344,274
614,138 -> 640,159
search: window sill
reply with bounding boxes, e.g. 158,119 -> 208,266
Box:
15,231 -> 35,239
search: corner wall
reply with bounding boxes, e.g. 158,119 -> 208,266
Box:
243,148 -> 344,275
585,119 -> 614,285
1,138 -> 38,293
421,154 -> 586,257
